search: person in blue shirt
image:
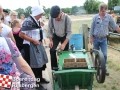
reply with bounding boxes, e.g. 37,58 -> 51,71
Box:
90,3 -> 120,74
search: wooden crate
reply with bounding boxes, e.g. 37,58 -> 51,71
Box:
76,58 -> 86,62
64,58 -> 75,63
63,58 -> 87,68
64,62 -> 77,68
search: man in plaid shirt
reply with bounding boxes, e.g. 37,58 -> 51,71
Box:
90,3 -> 120,74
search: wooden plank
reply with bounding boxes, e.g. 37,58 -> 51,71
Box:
82,24 -> 89,51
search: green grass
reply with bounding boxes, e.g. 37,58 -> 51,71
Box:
72,19 -> 92,34
107,60 -> 120,71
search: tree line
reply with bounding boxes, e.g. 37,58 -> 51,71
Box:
5,0 -> 120,18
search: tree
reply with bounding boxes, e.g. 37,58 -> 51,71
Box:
43,6 -> 50,19
119,0 -> 120,5
16,8 -> 25,18
84,0 -> 101,14
15,6 -> 32,18
24,6 -> 32,17
62,8 -> 71,14
108,0 -> 119,10
5,9 -> 11,13
71,6 -> 79,15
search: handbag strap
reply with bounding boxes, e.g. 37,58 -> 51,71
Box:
29,16 -> 43,41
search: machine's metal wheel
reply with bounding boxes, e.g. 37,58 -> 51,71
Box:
95,51 -> 106,83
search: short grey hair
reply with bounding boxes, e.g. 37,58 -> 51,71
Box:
99,3 -> 108,11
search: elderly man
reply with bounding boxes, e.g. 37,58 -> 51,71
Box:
19,6 -> 49,89
90,3 -> 120,73
48,5 -> 72,70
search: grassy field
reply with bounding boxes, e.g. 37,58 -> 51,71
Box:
72,20 -> 91,34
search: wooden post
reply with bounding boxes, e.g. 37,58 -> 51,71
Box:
82,24 -> 89,51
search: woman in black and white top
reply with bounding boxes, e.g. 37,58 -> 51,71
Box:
19,6 -> 49,88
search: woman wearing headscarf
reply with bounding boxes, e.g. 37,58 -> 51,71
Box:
19,6 -> 49,87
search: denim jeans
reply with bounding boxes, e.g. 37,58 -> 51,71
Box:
93,37 -> 107,64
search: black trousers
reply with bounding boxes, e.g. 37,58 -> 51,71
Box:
50,34 -> 69,69
23,44 -> 46,79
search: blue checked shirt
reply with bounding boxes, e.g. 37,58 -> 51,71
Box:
90,13 -> 119,37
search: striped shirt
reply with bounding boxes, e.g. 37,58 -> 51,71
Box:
90,13 -> 119,37
48,13 -> 72,39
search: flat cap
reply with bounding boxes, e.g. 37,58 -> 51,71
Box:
50,5 -> 60,18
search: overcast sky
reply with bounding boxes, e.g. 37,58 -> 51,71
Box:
0,0 -> 108,10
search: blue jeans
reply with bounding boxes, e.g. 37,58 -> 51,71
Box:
93,37 -> 107,64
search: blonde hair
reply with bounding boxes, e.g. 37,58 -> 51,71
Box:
99,3 -> 108,11
10,11 -> 18,17
11,19 -> 20,28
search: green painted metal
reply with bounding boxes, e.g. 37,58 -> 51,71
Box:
58,50 -> 94,70
53,50 -> 96,90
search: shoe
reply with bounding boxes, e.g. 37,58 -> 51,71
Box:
40,78 -> 49,84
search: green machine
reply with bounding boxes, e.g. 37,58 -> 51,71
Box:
52,34 -> 106,90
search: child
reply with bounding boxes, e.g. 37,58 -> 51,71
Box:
11,19 -> 24,52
